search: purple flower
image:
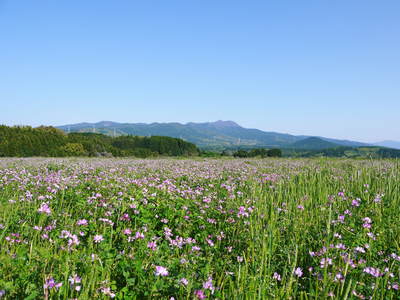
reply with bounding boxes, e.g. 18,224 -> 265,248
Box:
335,243 -> 346,250
135,231 -> 145,239
273,272 -> 281,281
367,232 -> 376,240
69,274 -> 82,291
194,290 -> 206,299
120,213 -> 130,221
44,277 -> 62,290
363,267 -> 383,277
68,274 -> 81,285
180,278 -> 189,286
93,235 -> 104,243
294,267 -> 303,277
123,228 -> 132,235
147,241 -> 157,251
76,219 -> 88,226
38,203 -> 51,215
320,258 -> 333,268
155,266 -> 168,276
363,223 -> 371,229
363,217 -> 372,224
355,246 -> 365,253
335,273 -> 344,282
100,287 -> 115,298
203,276 -> 215,293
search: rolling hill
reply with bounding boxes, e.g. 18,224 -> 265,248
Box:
289,137 -> 341,150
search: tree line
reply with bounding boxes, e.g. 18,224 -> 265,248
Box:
0,125 -> 199,157
231,148 -> 282,158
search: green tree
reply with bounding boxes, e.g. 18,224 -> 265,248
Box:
59,143 -> 87,157
267,148 -> 282,157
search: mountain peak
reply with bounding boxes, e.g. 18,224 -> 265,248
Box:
210,120 -> 241,128
96,121 -> 119,127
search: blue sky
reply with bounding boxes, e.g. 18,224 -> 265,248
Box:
0,0 -> 399,142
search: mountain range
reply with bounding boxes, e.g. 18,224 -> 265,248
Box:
56,120 -> 399,150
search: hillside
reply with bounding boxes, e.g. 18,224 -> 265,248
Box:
0,125 -> 198,157
289,137 -> 341,150
57,121 -> 369,150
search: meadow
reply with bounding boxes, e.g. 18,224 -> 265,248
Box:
0,158 -> 399,299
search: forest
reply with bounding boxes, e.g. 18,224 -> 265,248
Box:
0,125 -> 199,157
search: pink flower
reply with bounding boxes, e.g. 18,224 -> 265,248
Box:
273,272 -> 281,281
363,217 -> 372,224
320,258 -> 333,268
120,213 -> 130,221
38,203 -> 51,215
194,290 -> 206,299
155,266 -> 168,276
294,267 -> 303,277
68,274 -> 81,285
355,246 -> 365,253
100,287 -> 115,298
69,274 -> 82,291
147,241 -> 157,251
364,267 -> 383,277
76,219 -> 88,226
203,276 -> 215,293
180,278 -> 189,286
93,235 -> 104,243
123,228 -> 132,235
135,231 -> 145,239
44,277 -> 62,290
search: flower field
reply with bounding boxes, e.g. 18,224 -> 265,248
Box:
0,158 -> 399,299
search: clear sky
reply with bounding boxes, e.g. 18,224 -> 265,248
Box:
1,0 -> 399,142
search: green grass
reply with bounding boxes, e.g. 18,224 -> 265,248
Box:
0,158 -> 399,299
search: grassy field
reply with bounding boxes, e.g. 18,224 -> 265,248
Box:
0,158 -> 399,299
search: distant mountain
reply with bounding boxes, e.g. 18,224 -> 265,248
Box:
318,137 -> 367,147
373,140 -> 400,150
290,137 -> 341,150
57,120 -> 370,150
